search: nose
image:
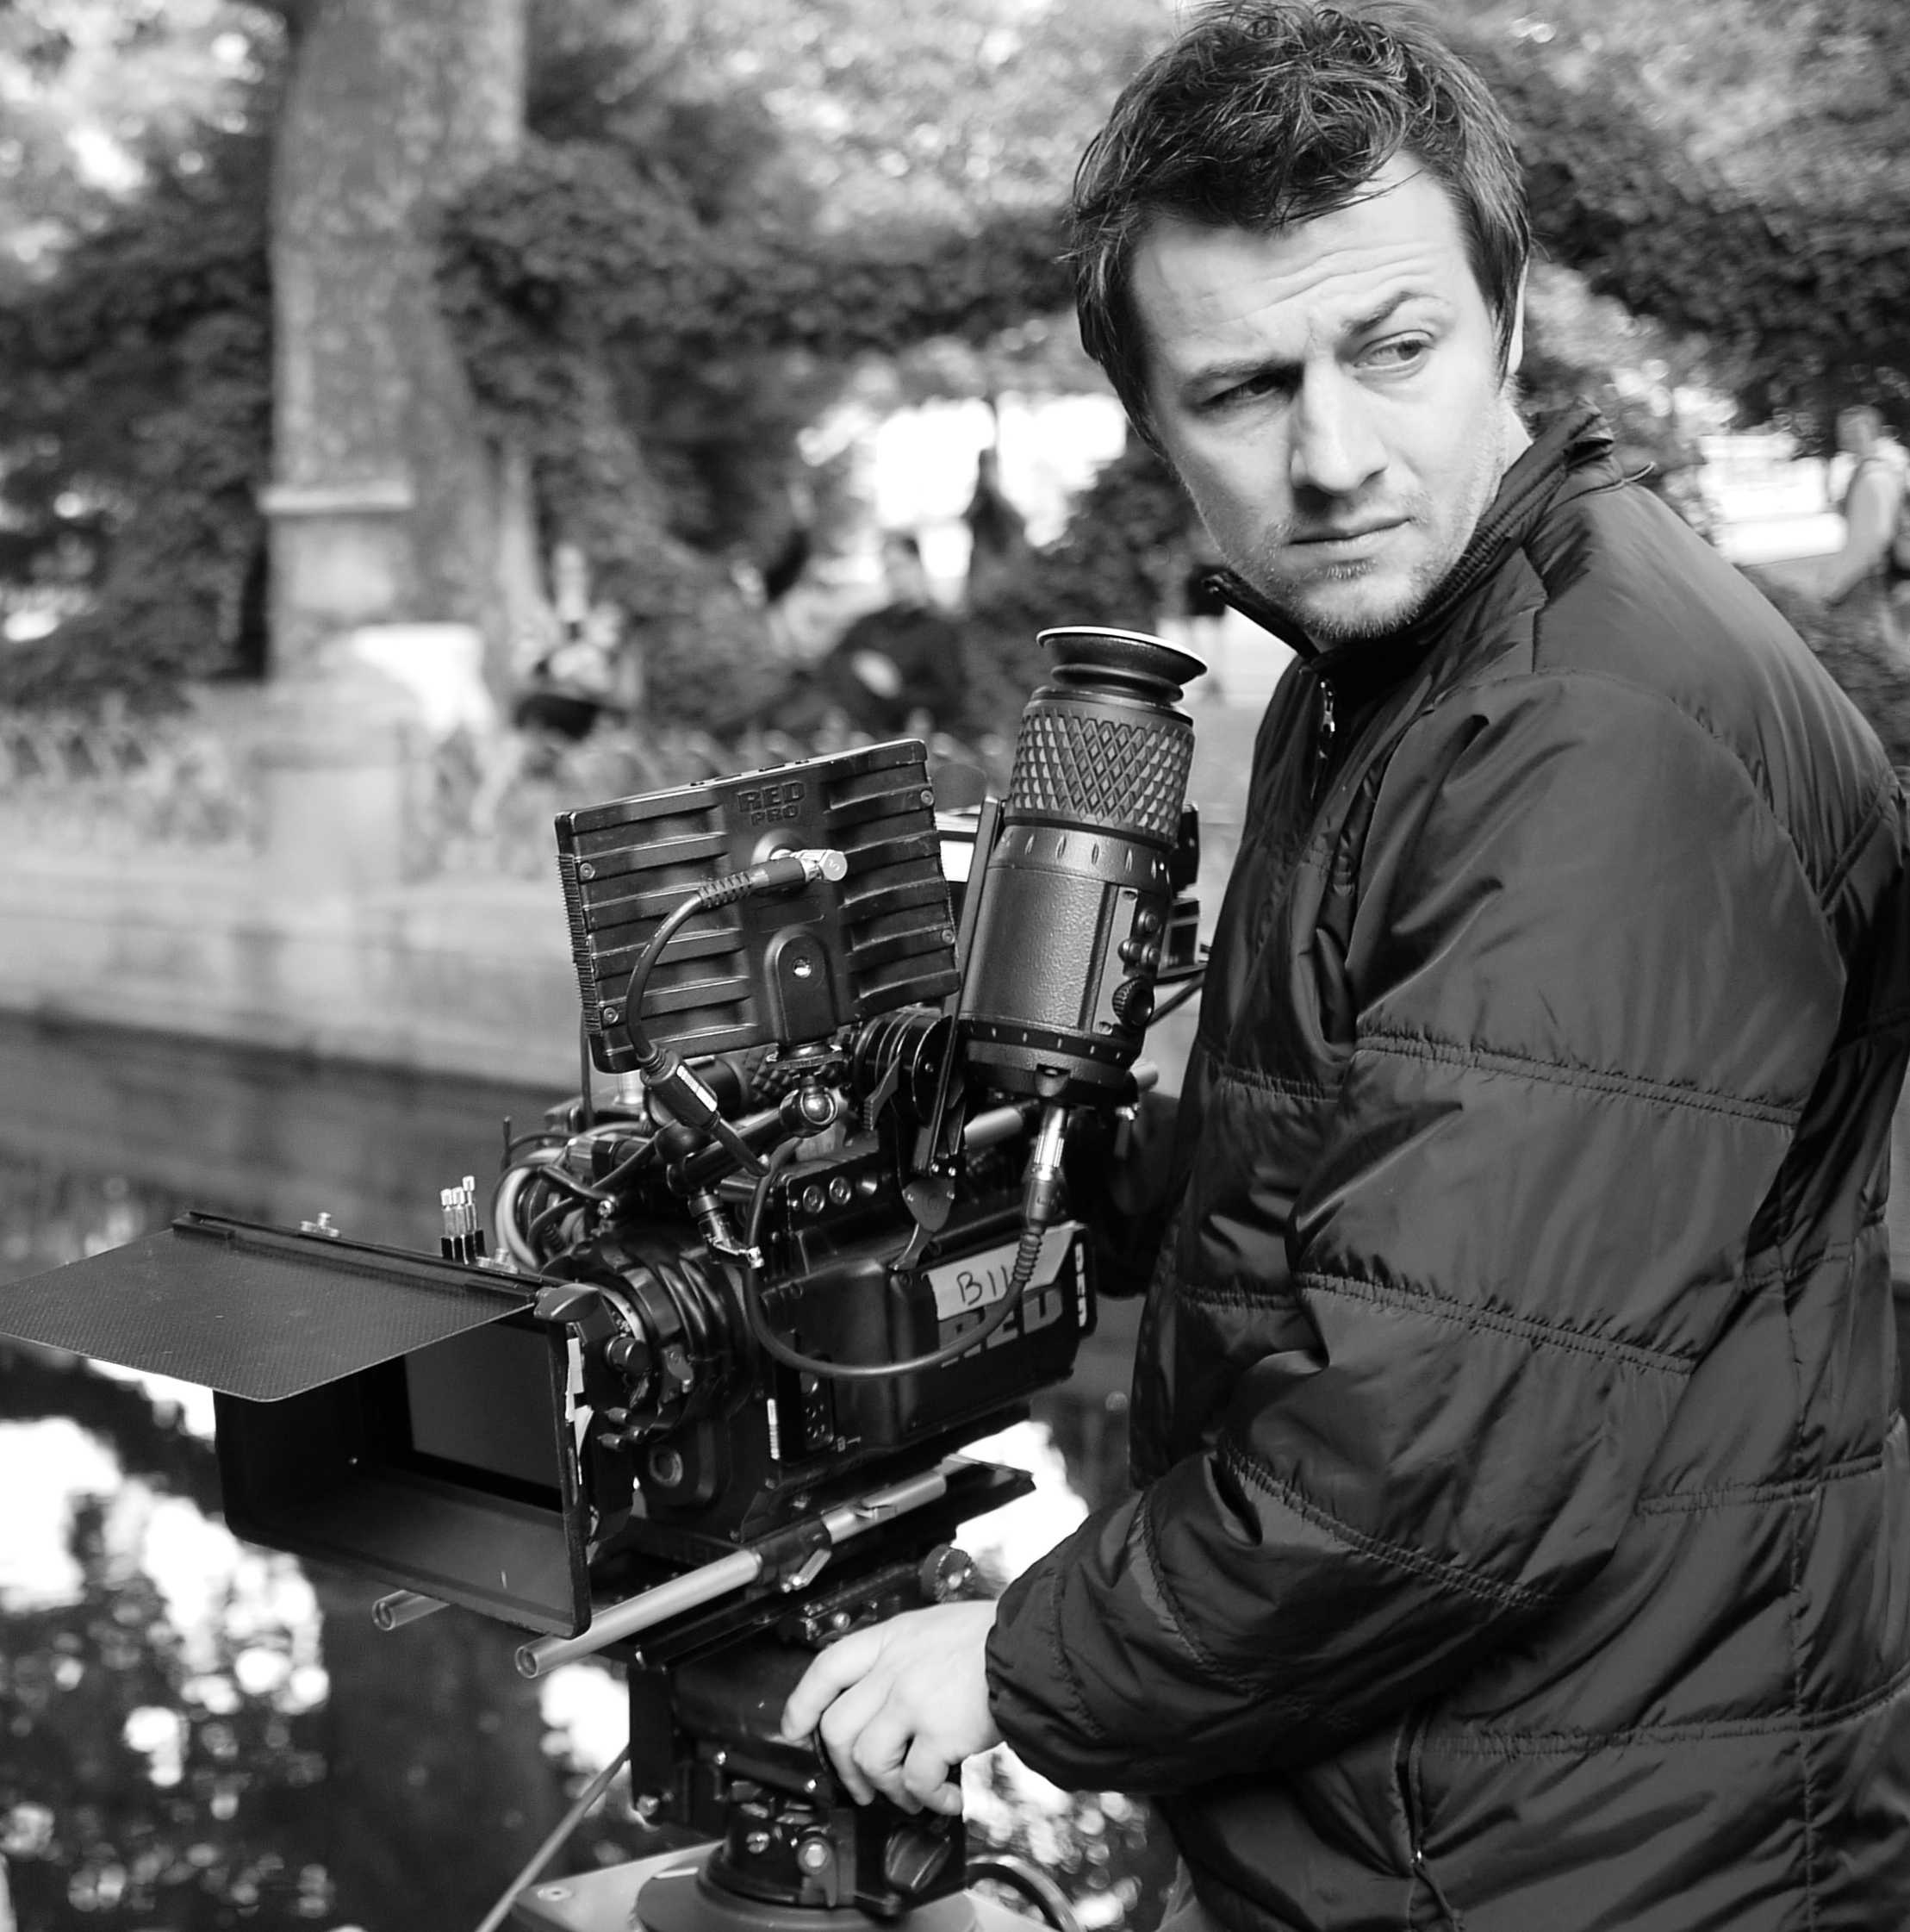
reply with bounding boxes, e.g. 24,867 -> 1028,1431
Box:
1289,365 -> 1385,500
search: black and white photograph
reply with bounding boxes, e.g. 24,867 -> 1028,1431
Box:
0,3 -> 1906,1929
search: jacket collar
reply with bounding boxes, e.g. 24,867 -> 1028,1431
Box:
1208,405 -> 1617,695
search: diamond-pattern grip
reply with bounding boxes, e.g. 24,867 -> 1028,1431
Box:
1008,708 -> 1192,842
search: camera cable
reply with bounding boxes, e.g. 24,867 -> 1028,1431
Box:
964,1855 -> 1085,1932
736,1142 -> 1051,1382
1147,970 -> 1204,1026
495,1125 -> 663,1268
469,1742 -> 632,1932
618,852 -> 847,1181
619,851 -> 848,1031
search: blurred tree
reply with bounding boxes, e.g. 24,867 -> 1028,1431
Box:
0,0 -> 543,700
434,0 -> 1169,728
0,112 -> 275,703
1517,263 -> 1719,535
1446,0 -> 1910,428
0,0 -> 264,297
255,0 -> 533,683
6,0 -> 1907,711
0,1 -> 277,698
675,0 -> 1173,229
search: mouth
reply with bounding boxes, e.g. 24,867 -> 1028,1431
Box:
1291,518 -> 1406,550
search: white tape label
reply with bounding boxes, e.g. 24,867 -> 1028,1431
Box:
925,1223 -> 1079,1324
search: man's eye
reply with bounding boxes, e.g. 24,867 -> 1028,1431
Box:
1201,372 -> 1285,411
1363,335 -> 1431,371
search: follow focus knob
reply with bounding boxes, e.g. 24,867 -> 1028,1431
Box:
1111,976 -> 1155,1030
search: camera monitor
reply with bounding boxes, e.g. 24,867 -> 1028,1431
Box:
557,739 -> 961,1072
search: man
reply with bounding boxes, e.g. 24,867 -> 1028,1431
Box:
1820,402 -> 1909,655
783,7 -> 1910,1928
814,531 -> 972,737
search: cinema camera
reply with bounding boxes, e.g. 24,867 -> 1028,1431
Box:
0,627 -> 1205,1932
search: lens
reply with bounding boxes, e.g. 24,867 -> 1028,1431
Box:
958,627 -> 1204,1103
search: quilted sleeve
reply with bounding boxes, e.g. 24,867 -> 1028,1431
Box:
986,671 -> 1850,1791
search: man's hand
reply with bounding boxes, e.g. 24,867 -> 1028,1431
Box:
778,1600 -> 1002,1816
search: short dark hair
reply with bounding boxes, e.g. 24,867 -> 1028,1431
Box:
1069,1 -> 1531,442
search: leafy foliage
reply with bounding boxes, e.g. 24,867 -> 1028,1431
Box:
431,8 -> 1081,731
671,0 -> 1172,231
1450,3 -> 1910,430
5,0 -> 1910,715
0,7 -> 277,708
0,112 -> 273,708
0,0 -> 268,298
1517,264 -> 1719,533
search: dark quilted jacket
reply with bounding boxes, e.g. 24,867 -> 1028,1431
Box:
985,412 -> 1910,1930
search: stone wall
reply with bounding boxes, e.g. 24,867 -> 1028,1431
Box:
0,845 -> 581,1088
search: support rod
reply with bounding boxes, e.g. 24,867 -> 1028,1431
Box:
514,1460 -> 964,1678
372,1589 -> 447,1630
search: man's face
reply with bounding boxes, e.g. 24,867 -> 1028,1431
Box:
1132,155 -> 1528,645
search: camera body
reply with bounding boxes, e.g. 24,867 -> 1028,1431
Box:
532,738 -> 1100,1570
167,743 -> 1131,1653
555,1107 -> 1090,1558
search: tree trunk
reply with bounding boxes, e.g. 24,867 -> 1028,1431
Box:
264,0 -> 527,682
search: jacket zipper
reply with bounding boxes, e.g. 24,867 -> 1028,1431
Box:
1396,1709 -> 1464,1929
1310,673 -> 1337,801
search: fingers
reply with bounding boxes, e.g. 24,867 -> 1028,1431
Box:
775,1605 -> 996,1816
785,1645 -> 956,1815
843,1706 -> 913,1810
830,1699 -> 956,1815
902,1736 -> 963,1817
817,1676 -> 893,1805
780,1629 -> 878,1744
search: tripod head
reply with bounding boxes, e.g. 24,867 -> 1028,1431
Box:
597,1475 -> 1014,1926
507,1518 -> 1023,1932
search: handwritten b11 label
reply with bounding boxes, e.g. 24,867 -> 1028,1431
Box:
926,1224 -> 1079,1324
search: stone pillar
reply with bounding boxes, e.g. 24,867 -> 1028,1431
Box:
260,0 -> 527,883
252,648 -> 418,894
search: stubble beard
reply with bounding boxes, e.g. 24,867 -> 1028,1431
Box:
1200,390 -> 1522,648
1248,510 -> 1444,647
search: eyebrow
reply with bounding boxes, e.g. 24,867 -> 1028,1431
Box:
1177,289 -> 1440,396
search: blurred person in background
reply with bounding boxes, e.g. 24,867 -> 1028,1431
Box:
1820,402 -> 1910,655
784,6 -> 1910,1929
470,541 -> 634,833
811,531 -> 971,738
961,442 -> 1031,608
510,540 -> 634,745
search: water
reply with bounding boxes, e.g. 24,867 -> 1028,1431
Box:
0,1015 -> 1171,1932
